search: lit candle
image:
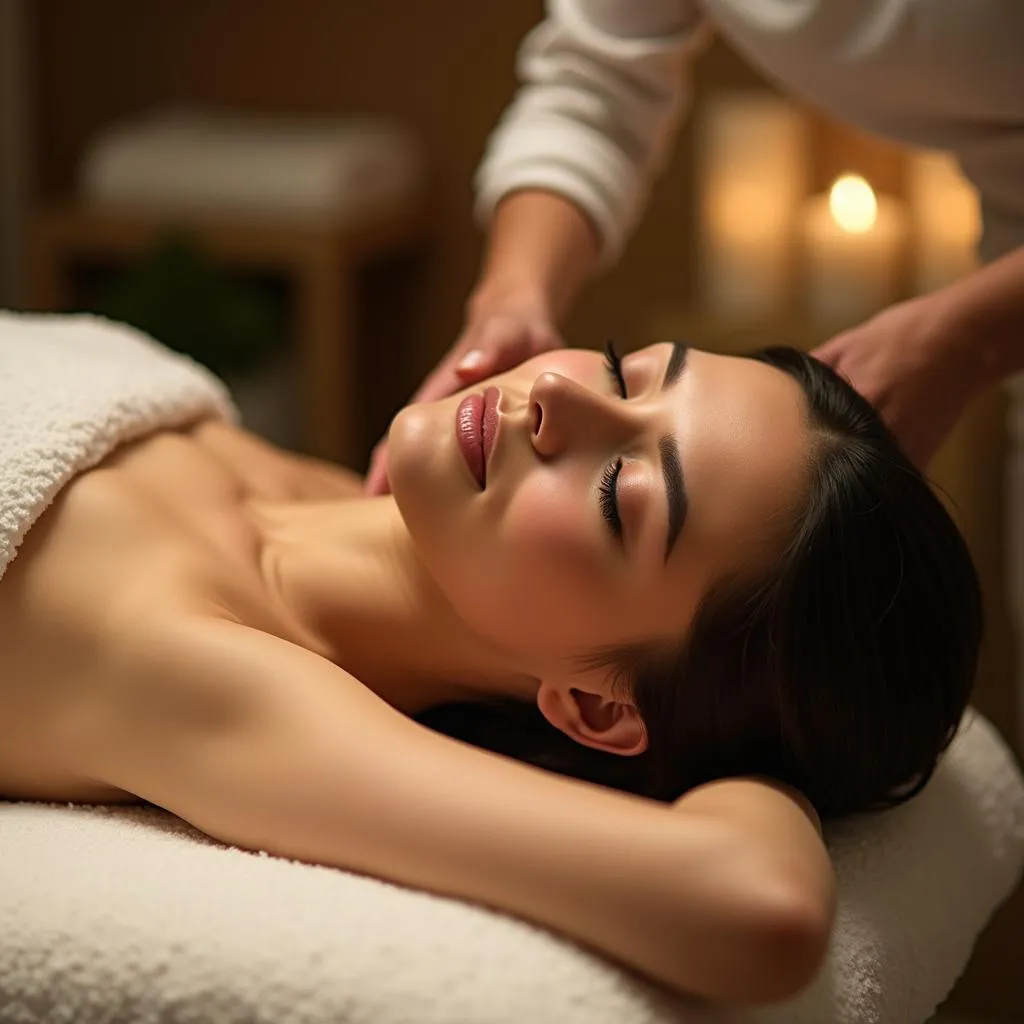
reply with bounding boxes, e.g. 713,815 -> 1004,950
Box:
695,94 -> 807,320
800,174 -> 908,330
908,149 -> 979,294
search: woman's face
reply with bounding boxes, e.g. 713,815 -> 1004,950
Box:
388,343 -> 811,679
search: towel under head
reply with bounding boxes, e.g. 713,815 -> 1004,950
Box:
0,709 -> 1021,1024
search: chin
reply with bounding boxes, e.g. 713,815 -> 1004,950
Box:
387,403 -> 442,499
389,403 -> 464,549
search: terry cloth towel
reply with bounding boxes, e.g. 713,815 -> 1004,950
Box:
0,309 -> 236,582
0,709 -> 1022,1024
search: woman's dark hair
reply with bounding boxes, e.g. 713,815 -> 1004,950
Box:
416,347 -> 984,820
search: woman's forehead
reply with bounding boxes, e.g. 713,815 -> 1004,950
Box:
665,352 -> 810,575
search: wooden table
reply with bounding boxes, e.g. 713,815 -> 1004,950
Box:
24,199 -> 430,467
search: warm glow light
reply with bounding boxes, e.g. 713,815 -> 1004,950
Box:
829,174 -> 877,234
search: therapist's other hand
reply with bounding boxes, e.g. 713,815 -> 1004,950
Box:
363,291 -> 563,496
812,295 -> 980,469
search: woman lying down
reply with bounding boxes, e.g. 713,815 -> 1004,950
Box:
0,326 -> 981,1007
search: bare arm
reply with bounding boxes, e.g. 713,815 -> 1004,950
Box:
813,242 -> 1024,466
474,0 -> 710,280
456,0 -> 709,357
943,243 -> 1024,385
79,617 -> 834,1004
470,190 -> 602,329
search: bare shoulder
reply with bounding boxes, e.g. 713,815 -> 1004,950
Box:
191,421 -> 365,501
81,613 -> 411,806
94,612 -> 369,736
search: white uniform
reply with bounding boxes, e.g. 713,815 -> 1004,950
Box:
475,0 -> 1024,266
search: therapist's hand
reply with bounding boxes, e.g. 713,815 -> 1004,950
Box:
364,289 -> 564,495
812,294 -> 981,469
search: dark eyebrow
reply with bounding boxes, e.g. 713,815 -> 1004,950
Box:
661,341 -> 689,391
656,343 -> 689,563
659,434 -> 687,564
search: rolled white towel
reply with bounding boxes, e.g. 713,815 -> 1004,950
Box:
0,710 -> 1020,1023
0,309 -> 237,581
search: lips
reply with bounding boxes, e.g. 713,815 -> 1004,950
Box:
455,386 -> 500,489
481,386 -> 499,468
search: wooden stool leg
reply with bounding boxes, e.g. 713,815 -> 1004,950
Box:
297,242 -> 354,467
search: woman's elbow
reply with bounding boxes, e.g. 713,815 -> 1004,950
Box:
724,880 -> 834,1005
747,890 -> 833,1002
660,873 -> 834,1006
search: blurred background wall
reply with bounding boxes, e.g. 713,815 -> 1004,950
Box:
5,2 -> 1021,1016
0,0 -> 32,309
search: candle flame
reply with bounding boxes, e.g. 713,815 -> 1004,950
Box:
829,174 -> 877,234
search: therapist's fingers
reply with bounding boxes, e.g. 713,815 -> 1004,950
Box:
455,324 -> 561,381
364,441 -> 391,497
362,346 -> 500,496
411,320 -> 556,404
409,349 -> 497,406
362,320 -> 562,496
361,352 -> 488,497
809,333 -> 849,371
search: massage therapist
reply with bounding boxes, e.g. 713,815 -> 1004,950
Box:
364,0 -> 1024,492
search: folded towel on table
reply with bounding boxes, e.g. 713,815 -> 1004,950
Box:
0,309 -> 235,582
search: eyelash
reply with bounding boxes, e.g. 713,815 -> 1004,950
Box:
599,458 -> 624,539
600,341 -> 627,539
603,340 -> 628,398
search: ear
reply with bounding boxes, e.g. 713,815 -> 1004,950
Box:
536,682 -> 648,757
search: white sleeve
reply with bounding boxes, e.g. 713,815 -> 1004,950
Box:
474,0 -> 711,267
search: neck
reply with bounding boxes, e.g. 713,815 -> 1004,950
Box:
259,497 -> 538,715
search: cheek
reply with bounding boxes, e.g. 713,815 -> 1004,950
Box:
470,471 -> 625,651
501,472 -> 597,576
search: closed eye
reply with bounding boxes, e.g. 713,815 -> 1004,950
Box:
603,340 -> 628,399
599,457 -> 624,540
599,341 -> 628,544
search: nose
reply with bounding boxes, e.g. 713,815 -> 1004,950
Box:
528,371 -> 637,458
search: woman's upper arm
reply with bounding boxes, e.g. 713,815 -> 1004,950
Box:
84,617 -> 421,850
78,616 -> 831,1003
673,775 -> 836,934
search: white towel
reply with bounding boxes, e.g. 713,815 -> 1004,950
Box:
1,710 -> 1021,1024
0,309 -> 236,582
0,313 -> 1022,1022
